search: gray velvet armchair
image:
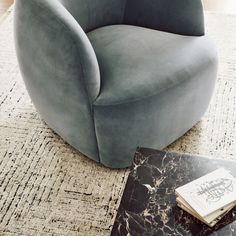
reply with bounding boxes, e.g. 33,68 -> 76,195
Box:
14,0 -> 218,168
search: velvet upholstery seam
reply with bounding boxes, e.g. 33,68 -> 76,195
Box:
122,0 -> 129,23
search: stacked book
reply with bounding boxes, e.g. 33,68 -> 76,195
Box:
175,168 -> 236,227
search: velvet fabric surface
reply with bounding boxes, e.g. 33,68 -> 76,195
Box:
14,0 -> 218,168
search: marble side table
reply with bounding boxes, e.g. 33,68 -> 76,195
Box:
111,148 -> 236,236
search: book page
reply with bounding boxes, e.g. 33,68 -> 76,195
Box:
176,196 -> 235,225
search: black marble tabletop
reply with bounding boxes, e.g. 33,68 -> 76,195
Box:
111,148 -> 236,236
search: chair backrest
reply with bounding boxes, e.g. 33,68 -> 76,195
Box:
59,0 -> 204,36
123,0 -> 204,36
58,0 -> 127,32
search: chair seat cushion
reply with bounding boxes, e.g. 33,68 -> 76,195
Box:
87,25 -> 217,106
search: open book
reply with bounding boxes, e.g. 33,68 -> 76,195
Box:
175,168 -> 236,227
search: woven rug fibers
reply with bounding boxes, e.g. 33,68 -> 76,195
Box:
0,10 -> 236,235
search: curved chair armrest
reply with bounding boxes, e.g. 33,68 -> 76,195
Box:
14,0 -> 101,160
14,0 -> 100,103
124,0 -> 205,36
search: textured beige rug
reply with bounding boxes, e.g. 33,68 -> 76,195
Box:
0,8 -> 236,235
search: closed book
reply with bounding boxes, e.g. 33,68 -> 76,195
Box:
175,168 -> 236,219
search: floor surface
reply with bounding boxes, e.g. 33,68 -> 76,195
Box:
0,9 -> 236,235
